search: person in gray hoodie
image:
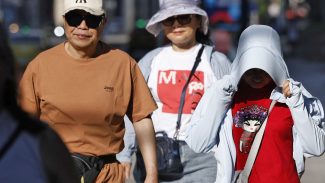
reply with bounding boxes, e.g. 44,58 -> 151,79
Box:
186,24 -> 325,183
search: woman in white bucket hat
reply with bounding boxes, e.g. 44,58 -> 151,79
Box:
146,0 -> 209,37
122,0 -> 232,182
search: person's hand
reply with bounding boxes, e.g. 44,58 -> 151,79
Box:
121,162 -> 131,180
283,78 -> 305,108
282,80 -> 292,98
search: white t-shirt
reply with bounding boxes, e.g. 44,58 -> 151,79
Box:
148,44 -> 217,140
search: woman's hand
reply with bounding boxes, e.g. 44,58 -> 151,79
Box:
282,80 -> 292,98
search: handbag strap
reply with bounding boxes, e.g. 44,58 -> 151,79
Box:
238,100 -> 277,183
173,45 -> 205,139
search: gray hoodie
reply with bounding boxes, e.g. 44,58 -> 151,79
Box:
186,25 -> 325,183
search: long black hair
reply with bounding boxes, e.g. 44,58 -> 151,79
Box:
196,30 -> 213,46
195,15 -> 213,46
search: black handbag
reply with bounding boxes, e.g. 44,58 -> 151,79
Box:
136,45 -> 205,181
136,131 -> 183,180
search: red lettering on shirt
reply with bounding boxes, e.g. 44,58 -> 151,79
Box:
157,70 -> 204,114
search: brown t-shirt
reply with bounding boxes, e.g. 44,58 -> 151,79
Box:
19,42 -> 157,156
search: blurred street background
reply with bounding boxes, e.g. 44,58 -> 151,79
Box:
0,0 -> 324,182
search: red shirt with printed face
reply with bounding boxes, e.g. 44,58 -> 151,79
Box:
232,81 -> 299,183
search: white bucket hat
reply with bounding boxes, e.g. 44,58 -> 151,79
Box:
63,0 -> 105,16
146,0 -> 209,37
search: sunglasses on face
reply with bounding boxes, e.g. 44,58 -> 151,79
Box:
64,10 -> 104,29
161,14 -> 192,26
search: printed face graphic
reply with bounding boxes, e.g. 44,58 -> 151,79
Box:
234,104 -> 268,154
240,120 -> 262,153
243,119 -> 261,132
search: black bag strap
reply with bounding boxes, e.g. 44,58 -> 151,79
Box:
173,45 -> 205,139
71,153 -> 117,183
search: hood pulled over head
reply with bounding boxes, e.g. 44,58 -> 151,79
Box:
231,24 -> 290,87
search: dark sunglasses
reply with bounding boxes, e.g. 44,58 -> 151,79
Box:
161,14 -> 192,26
65,10 -> 104,29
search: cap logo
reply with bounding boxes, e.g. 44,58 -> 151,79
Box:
76,0 -> 87,3
64,0 -> 104,16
